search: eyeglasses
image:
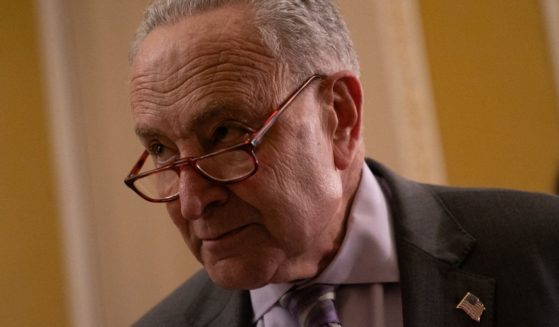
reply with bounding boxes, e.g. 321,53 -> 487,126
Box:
124,74 -> 324,202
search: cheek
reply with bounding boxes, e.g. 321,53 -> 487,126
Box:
240,158 -> 339,232
244,116 -> 340,213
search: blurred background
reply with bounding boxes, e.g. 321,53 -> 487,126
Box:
1,0 -> 557,326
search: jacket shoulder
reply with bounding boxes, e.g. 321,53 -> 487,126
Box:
133,270 -> 251,327
133,270 -> 211,326
428,184 -> 559,229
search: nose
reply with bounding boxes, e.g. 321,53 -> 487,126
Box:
177,165 -> 227,220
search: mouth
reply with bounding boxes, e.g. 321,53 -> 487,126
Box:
199,223 -> 263,259
202,224 -> 253,242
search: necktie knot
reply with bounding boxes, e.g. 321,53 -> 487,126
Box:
279,284 -> 342,327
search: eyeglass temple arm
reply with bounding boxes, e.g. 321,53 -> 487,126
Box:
251,74 -> 323,146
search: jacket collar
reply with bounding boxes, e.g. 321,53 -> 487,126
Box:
367,159 -> 495,326
367,158 -> 476,265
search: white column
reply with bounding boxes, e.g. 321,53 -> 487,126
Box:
339,0 -> 447,183
34,0 -> 101,326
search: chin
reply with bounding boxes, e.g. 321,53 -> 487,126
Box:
207,264 -> 270,290
204,253 -> 284,290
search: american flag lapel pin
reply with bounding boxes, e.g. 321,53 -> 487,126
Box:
456,292 -> 486,322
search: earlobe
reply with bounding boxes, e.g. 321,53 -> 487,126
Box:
324,72 -> 363,170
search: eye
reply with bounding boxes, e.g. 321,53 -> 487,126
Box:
148,143 -> 164,156
211,123 -> 252,147
147,142 -> 176,164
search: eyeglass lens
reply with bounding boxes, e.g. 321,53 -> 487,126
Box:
133,148 -> 256,200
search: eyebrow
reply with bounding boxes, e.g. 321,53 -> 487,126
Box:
134,99 -> 266,139
134,125 -> 161,139
192,99 -> 263,126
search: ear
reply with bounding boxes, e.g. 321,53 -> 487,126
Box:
321,71 -> 363,170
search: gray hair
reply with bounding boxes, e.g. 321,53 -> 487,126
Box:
130,0 -> 359,81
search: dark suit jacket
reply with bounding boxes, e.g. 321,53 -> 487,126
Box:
134,159 -> 559,326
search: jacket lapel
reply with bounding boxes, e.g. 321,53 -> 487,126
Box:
397,241 -> 495,327
367,159 -> 495,327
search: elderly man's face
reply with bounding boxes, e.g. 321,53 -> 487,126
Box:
129,6 -> 348,289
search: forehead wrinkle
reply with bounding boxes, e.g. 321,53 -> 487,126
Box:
189,84 -> 256,109
129,10 -> 284,118
130,31 -> 276,83
131,76 -> 268,127
130,53 -> 275,110
131,42 -> 275,91
130,27 -> 277,92
206,39 -> 276,67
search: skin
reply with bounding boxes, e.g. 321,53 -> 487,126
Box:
129,5 -> 365,290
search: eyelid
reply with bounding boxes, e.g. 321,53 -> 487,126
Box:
214,120 -> 255,131
209,120 -> 256,140
145,139 -> 178,161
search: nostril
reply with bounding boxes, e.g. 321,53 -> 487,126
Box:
178,182 -> 230,221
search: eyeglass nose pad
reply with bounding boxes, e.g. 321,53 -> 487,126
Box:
175,164 -> 229,221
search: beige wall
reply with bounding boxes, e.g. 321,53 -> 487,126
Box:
420,0 -> 559,193
0,1 -> 68,325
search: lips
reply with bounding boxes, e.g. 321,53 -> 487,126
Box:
200,224 -> 252,242
200,224 -> 257,256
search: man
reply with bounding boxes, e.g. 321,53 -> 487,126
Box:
125,0 -> 559,326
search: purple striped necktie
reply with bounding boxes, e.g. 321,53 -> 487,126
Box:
279,284 -> 342,327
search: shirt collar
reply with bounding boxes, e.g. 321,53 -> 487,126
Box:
250,162 -> 399,321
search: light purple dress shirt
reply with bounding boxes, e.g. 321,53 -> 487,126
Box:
250,163 -> 403,326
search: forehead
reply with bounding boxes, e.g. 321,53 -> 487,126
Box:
129,5 -> 281,136
132,6 -> 271,72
